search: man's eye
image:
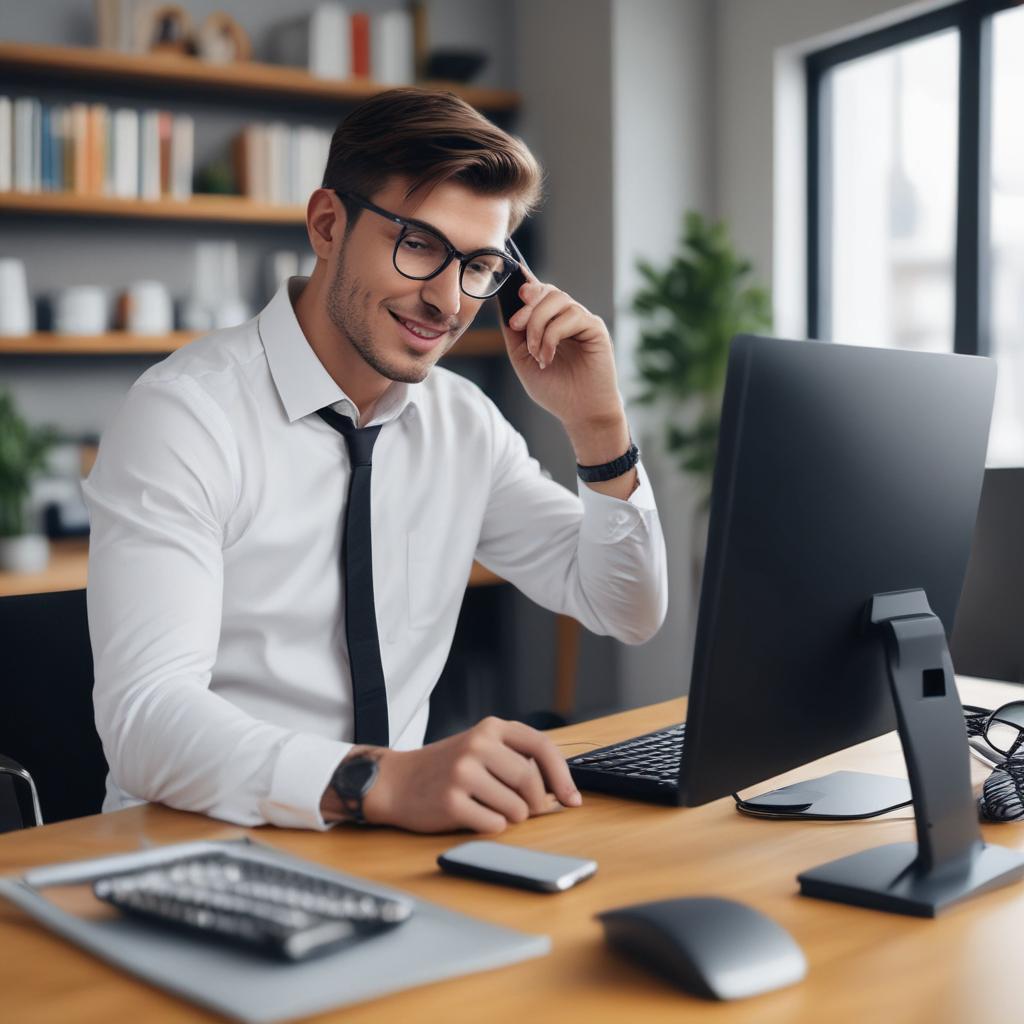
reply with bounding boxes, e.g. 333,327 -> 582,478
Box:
401,237 -> 428,252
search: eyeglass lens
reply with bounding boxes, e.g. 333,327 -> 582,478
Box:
394,229 -> 512,298
985,700 -> 1024,756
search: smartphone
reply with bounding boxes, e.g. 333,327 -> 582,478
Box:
437,840 -> 597,893
497,237 -> 529,327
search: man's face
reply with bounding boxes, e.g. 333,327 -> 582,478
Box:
325,178 -> 511,385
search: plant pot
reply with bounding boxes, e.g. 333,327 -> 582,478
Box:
0,534 -> 50,574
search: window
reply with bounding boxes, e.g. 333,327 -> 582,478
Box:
808,0 -> 1024,463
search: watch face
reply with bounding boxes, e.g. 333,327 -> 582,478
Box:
339,756 -> 378,796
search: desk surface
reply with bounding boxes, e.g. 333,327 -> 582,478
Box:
2,677 -> 1022,1024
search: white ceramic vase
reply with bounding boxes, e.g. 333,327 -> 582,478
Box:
0,534 -> 50,573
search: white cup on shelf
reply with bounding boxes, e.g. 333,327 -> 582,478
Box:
0,257 -> 34,335
54,286 -> 108,335
124,280 -> 173,334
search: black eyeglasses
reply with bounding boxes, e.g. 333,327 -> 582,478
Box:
963,701 -> 1024,760
335,191 -> 519,299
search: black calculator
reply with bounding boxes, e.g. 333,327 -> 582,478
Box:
93,850 -> 414,961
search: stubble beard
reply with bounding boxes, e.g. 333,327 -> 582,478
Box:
325,249 -> 458,385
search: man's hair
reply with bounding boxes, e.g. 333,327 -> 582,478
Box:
321,88 -> 542,233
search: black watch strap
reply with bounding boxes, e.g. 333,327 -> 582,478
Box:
330,752 -> 381,825
576,442 -> 640,483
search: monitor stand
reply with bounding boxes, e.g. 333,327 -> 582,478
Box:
797,589 -> 1024,916
736,770 -> 911,819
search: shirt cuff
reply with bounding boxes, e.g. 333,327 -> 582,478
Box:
577,460 -> 657,543
261,732 -> 353,830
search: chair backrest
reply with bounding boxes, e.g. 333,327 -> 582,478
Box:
951,468 -> 1024,684
0,588 -> 108,824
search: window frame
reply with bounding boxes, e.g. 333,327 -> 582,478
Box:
806,0 -> 1018,356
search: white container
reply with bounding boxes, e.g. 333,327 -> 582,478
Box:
124,280 -> 173,334
54,286 -> 108,335
0,534 -> 50,573
0,257 -> 33,335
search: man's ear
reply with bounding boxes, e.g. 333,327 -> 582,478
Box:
306,189 -> 346,260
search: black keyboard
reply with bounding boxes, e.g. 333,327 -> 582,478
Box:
567,723 -> 685,804
93,851 -> 414,961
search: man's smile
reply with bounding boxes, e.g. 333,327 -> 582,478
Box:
387,310 -> 455,352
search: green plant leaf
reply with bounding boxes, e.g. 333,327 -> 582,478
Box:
632,211 -> 772,484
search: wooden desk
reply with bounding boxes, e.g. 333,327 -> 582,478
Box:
2,678 -> 1021,1024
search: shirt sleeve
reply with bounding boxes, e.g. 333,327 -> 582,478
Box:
83,377 -> 349,830
474,405 -> 668,645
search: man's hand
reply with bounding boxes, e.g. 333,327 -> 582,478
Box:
501,276 -> 624,436
331,717 -> 583,833
501,274 -> 636,498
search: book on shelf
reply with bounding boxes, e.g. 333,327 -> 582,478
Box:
0,95 -> 193,201
274,2 -> 352,80
371,9 -> 415,86
233,122 -> 331,206
273,3 -> 414,84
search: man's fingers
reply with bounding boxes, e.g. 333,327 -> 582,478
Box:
501,721 -> 582,807
484,746 -> 550,815
523,292 -> 573,362
450,791 -> 508,834
468,768 -> 532,824
538,306 -> 589,368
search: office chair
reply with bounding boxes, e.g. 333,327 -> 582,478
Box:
950,468 -> 1024,684
0,588 -> 107,831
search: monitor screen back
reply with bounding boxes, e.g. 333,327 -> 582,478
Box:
950,467 -> 1024,684
680,335 -> 995,806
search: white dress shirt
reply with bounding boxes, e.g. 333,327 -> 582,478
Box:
84,277 -> 668,830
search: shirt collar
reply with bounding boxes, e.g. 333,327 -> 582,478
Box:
259,276 -> 420,426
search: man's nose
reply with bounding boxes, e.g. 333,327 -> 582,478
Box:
419,260 -> 462,320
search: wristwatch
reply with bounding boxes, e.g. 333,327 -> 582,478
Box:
329,752 -> 381,825
576,442 -> 640,483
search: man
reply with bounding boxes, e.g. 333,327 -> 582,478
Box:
85,89 -> 667,834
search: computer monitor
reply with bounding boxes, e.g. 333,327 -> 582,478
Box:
680,334 -> 1023,914
681,334 -> 988,804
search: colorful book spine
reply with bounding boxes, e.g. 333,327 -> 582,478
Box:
351,12 -> 371,77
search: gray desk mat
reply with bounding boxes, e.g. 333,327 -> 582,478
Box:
0,838 -> 550,1023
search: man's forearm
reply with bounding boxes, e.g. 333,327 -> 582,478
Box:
563,408 -> 637,501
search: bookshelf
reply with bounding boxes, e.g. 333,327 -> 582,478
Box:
0,42 -> 520,359
0,42 -> 520,113
0,191 -> 306,224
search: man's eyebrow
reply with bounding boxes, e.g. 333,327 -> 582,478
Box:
394,212 -> 506,254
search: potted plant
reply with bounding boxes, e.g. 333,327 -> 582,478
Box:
633,211 -> 771,592
634,210 -> 772,498
0,391 -> 57,573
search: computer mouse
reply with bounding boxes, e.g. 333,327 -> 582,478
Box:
597,896 -> 807,1001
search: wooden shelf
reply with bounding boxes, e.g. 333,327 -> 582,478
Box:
0,42 -> 520,113
0,331 -> 199,355
0,329 -> 505,358
0,191 -> 306,224
0,538 -> 504,597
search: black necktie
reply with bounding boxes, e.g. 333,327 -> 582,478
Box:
317,407 -> 389,747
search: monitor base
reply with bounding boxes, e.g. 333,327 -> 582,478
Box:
737,771 -> 911,819
798,841 -> 1024,917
